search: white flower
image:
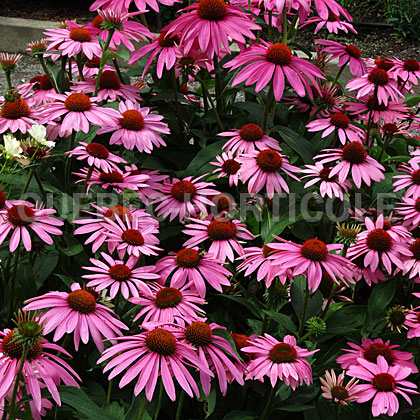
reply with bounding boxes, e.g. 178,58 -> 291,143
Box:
3,135 -> 22,158
28,124 -> 55,148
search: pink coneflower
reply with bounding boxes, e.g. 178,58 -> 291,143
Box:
90,0 -> 177,13
165,0 -> 260,59
301,13 -> 356,35
0,328 -> 80,414
0,52 -> 23,69
0,203 -> 63,252
315,142 -> 385,188
345,95 -> 409,123
96,100 -> 169,153
346,67 -> 402,106
74,167 -> 149,194
268,237 -> 352,291
389,57 -> 420,85
346,215 -> 411,274
347,356 -> 418,417
211,152 -> 241,187
82,252 -> 159,299
350,256 -> 386,286
44,21 -> 101,59
219,123 -> 281,155
97,323 -> 208,402
183,216 -> 255,262
393,161 -> 420,198
23,283 -> 128,352
238,149 -> 300,198
316,39 -> 366,77
320,370 -> 360,405
242,334 -> 318,389
38,92 -> 120,136
68,141 -> 126,172
71,71 -> 142,102
129,31 -> 181,78
314,0 -> 353,21
182,320 -> 244,395
154,175 -> 218,221
406,301 -> 420,338
0,97 -> 37,134
337,337 -> 418,373
19,75 -> 56,107
301,163 -> 351,200
237,245 -> 293,287
401,238 -> 420,282
306,112 -> 365,144
102,214 -> 161,259
155,248 -> 231,297
224,41 -> 324,101
130,283 -> 205,326
74,204 -> 155,252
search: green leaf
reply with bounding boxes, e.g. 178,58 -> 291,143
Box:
261,213 -> 302,244
290,276 -> 323,321
326,305 -> 366,334
33,250 -> 59,288
223,411 -> 257,420
404,94 -> 420,107
218,294 -> 263,319
263,310 -> 297,334
365,279 -> 396,330
276,126 -> 314,163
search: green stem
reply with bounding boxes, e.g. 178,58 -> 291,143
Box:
106,380 -> 113,405
298,283 -> 310,339
136,394 -> 147,420
8,341 -> 28,420
82,165 -> 94,196
262,83 -> 274,132
20,169 -> 33,197
289,14 -> 300,43
366,85 -> 378,147
36,55 -> 59,93
331,64 -> 346,87
261,281 -> 276,334
64,131 -> 77,192
378,135 -> 391,162
76,52 -> 85,81
94,30 -> 115,96
33,169 -> 47,202
282,8 -> 288,44
321,283 -> 337,319
171,68 -> 185,145
213,53 -> 223,113
153,381 -> 164,420
195,75 -> 224,131
174,390 -> 185,420
140,14 -> 148,28
260,385 -> 277,420
113,58 -> 124,82
8,244 -> 21,321
5,70 -> 12,90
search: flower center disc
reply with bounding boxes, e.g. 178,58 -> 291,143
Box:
185,321 -> 213,347
64,93 -> 92,112
69,27 -> 92,42
104,205 -> 131,221
239,123 -> 264,141
1,98 -> 30,119
179,56 -> 195,67
262,244 -> 274,258
222,159 -> 240,174
86,57 -> 101,68
207,218 -> 237,240
0,190 -> 6,209
2,329 -> 42,360
39,74 -> 53,90
410,239 -> 420,260
372,373 -> 395,392
331,385 -> 349,400
330,113 -> 349,129
367,96 -> 387,111
383,123 -> 398,133
319,167 -> 337,182
119,110 -> 145,131
197,0 -> 228,21
171,180 -> 197,202
345,45 -> 361,59
256,150 -> 282,172
411,169 -> 420,185
368,68 -> 389,86
231,333 -> 250,360
342,142 -> 367,164
212,193 -> 231,212
7,205 -> 35,226
265,43 -> 292,66
364,342 -> 394,364
268,343 -> 297,363
301,239 -> 328,261
319,271 -> 335,298
154,287 -> 183,308
109,264 -> 132,281
157,31 -> 179,48
99,171 -> 124,183
404,58 -> 420,72
375,57 -> 394,71
67,289 -> 96,314
145,329 -> 176,356
366,228 -> 392,252
175,248 -> 201,268
86,142 -> 110,159
99,71 -> 121,90
92,15 -> 103,29
122,229 -> 144,246
389,309 -> 406,326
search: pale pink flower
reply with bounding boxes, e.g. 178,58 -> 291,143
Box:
154,175 -> 218,221
0,203 -> 63,252
0,98 -> 37,134
301,163 -> 351,200
97,323 -> 209,402
68,141 -> 126,172
219,123 -> 281,155
301,13 -> 356,34
393,160 -> 420,198
211,152 -> 241,187
320,370 -> 360,405
17,75 -> 55,107
23,283 -> 128,352
389,57 -> 420,85
395,197 -> 420,230
90,0 -> 178,13
96,100 -> 169,153
347,356 -> 418,417
183,216 -> 255,262
83,252 -> 159,299
406,300 -> 420,338
130,283 -> 205,326
242,334 -> 318,389
314,0 -> 353,21
401,238 -> 420,282
155,248 -> 231,297
349,256 -> 386,286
